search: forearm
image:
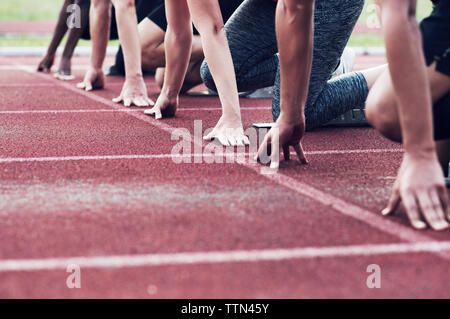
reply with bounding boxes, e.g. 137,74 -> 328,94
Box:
111,0 -> 142,79
188,0 -> 241,120
90,0 -> 111,69
162,0 -> 192,98
276,0 -> 314,124
379,0 -> 435,155
46,0 -> 72,55
198,28 -> 241,119
62,0 -> 90,58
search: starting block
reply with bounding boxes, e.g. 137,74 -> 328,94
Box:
326,108 -> 370,127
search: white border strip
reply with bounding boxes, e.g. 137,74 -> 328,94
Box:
0,149 -> 402,164
1,241 -> 449,272
0,107 -> 271,114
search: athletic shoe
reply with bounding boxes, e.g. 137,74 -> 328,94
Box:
241,86 -> 274,99
332,47 -> 356,78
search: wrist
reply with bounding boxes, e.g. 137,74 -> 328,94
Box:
278,111 -> 305,126
161,87 -> 179,101
125,72 -> 143,82
404,144 -> 437,161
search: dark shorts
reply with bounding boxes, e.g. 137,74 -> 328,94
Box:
420,0 -> 450,76
421,1 -> 450,140
147,0 -> 244,35
433,92 -> 450,140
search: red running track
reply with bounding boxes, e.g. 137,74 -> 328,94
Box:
0,56 -> 449,298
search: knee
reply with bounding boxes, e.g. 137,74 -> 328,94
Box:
140,41 -> 156,67
366,95 -> 402,142
200,60 -> 216,90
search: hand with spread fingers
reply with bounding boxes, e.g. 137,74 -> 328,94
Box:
204,115 -> 250,147
76,67 -> 105,91
144,91 -> 178,120
255,116 -> 308,169
113,76 -> 154,107
382,153 -> 450,231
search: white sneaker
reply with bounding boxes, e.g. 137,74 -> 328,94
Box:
332,47 -> 356,78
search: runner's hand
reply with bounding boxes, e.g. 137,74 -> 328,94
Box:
204,115 -> 250,146
144,92 -> 177,119
382,153 -> 450,231
255,116 -> 308,169
77,67 -> 105,91
113,75 -> 154,107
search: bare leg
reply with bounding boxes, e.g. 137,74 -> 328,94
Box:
359,64 -> 387,90
366,63 -> 450,142
38,0 -> 73,72
366,63 -> 450,173
140,17 -> 204,91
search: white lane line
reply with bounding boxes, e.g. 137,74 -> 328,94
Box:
28,71 -> 450,262
0,107 -> 270,114
0,65 -> 88,71
0,109 -> 140,114
1,241 -> 449,272
0,149 -> 402,164
0,83 -> 56,88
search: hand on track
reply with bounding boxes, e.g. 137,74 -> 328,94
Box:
255,117 -> 308,169
144,92 -> 177,119
37,55 -> 54,73
204,115 -> 249,146
382,153 -> 449,231
113,76 -> 154,107
77,67 -> 105,91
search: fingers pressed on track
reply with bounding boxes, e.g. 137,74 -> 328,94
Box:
402,192 -> 427,230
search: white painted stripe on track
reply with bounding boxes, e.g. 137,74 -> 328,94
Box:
0,241 -> 449,272
0,149 -> 402,164
0,107 -> 270,115
20,71 -> 450,263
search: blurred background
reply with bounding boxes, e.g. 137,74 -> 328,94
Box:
0,0 -> 433,51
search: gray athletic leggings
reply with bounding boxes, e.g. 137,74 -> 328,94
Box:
201,0 -> 368,130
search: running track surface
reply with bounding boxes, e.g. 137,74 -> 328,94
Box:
0,55 -> 449,298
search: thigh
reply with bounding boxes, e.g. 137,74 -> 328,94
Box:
306,0 -> 364,106
223,0 -> 278,76
367,62 -> 450,138
138,17 -> 165,50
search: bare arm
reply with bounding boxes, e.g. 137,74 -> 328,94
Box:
377,0 -> 449,230
111,0 -> 142,79
38,0 -> 72,72
379,0 -> 434,154
110,0 -> 153,106
257,0 -> 314,168
77,0 -> 110,90
90,0 -> 111,70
